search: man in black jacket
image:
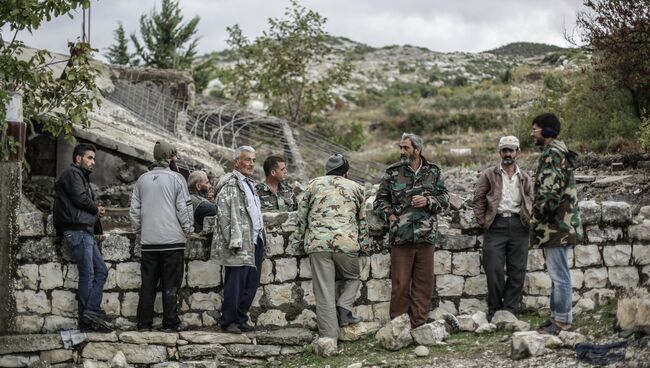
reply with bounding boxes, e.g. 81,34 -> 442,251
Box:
53,143 -> 111,332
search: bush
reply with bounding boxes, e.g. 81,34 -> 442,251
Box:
318,120 -> 365,151
544,71 -> 565,92
384,99 -> 405,117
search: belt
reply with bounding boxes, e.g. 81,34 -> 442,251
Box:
496,212 -> 519,218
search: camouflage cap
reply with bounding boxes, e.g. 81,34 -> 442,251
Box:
153,140 -> 177,161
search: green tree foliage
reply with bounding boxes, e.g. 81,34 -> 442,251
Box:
130,0 -> 199,69
105,23 -> 132,65
575,0 -> 650,120
0,0 -> 102,160
223,0 -> 352,125
516,67 -> 640,151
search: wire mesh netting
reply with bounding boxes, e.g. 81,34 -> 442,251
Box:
107,79 -> 386,183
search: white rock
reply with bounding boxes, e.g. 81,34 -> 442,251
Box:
116,262 -> 141,289
15,290 -> 50,314
583,289 -> 616,306
312,337 -> 337,357
189,292 -> 221,311
16,264 -> 38,290
633,244 -> 650,265
186,260 -> 220,288
511,331 -> 545,360
570,269 -> 584,289
586,226 -> 623,243
260,259 -> 274,284
541,334 -> 563,349
608,267 -> 639,288
266,233 -> 285,256
414,345 -> 430,357
558,331 -> 587,348
339,322 -> 382,342
367,253 -> 390,280
410,321 -> 448,345
375,314 -> 413,351
459,299 -> 487,315
463,275 -> 487,295
525,272 -> 551,295
574,245 -> 602,267
452,252 -> 481,276
578,201 -> 601,225
583,268 -> 608,288
630,221 -> 650,242
616,288 -> 650,334
433,251 -> 452,275
120,292 -> 139,317
39,263 -> 63,289
366,279 -> 392,302
491,310 -> 518,330
110,351 -> 128,368
436,275 -> 464,296
275,258 -> 298,282
299,258 -> 311,279
14,315 -> 43,334
257,309 -> 287,327
291,309 -> 317,329
573,298 -> 595,316
603,245 -> 632,266
265,284 -> 293,306
457,315 -> 477,332
300,281 -> 315,306
475,323 -> 496,333
51,290 -> 77,317
601,201 -> 631,224
526,249 -> 545,271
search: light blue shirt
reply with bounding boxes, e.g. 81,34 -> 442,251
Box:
235,170 -> 263,242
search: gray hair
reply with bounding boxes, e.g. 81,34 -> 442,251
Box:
187,170 -> 207,191
401,133 -> 423,152
234,145 -> 255,160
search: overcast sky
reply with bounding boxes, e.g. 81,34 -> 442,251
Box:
5,0 -> 587,59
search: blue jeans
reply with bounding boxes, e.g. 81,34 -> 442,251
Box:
64,230 -> 108,317
544,246 -> 573,324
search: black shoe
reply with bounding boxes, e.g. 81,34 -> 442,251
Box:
81,311 -> 113,332
137,325 -> 153,332
337,307 -> 362,327
162,322 -> 188,332
443,313 -> 460,334
238,324 -> 255,332
220,324 -> 242,334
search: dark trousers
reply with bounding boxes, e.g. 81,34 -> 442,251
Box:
137,249 -> 185,329
390,243 -> 434,327
482,215 -> 529,318
65,230 -> 108,320
219,238 -> 264,327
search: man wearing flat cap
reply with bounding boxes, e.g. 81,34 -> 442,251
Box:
373,133 -> 449,328
130,140 -> 194,332
290,154 -> 368,352
473,135 -> 533,321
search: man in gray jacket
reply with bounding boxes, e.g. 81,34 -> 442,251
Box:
211,146 -> 266,334
473,136 -> 533,321
130,141 -> 194,331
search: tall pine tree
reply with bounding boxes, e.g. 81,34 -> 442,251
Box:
105,23 -> 131,65
130,0 -> 199,69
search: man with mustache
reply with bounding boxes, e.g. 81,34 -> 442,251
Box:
373,133 -> 449,328
530,113 -> 583,335
187,170 -> 217,233
473,136 -> 533,322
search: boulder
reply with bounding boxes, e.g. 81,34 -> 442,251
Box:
491,310 -> 518,330
475,323 -> 497,334
558,331 -> 587,348
414,345 -> 430,357
511,331 -> 545,360
457,315 -> 478,332
375,314 -> 413,351
410,321 -> 449,345
616,288 -> 650,335
338,322 -> 381,342
312,337 -> 337,357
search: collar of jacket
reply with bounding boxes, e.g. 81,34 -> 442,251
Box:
70,163 -> 92,179
401,155 -> 432,175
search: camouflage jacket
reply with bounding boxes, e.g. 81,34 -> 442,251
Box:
531,140 -> 583,248
210,172 -> 267,267
255,181 -> 297,212
289,176 -> 369,254
373,157 -> 449,246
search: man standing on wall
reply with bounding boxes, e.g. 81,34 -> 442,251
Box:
54,143 -> 112,332
290,154 -> 367,352
373,133 -> 449,328
212,146 -> 266,334
473,136 -> 533,321
530,113 -> 583,335
130,141 -> 194,332
187,170 -> 217,232
256,155 -> 297,212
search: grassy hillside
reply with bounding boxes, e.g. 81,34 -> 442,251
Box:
485,42 -> 566,57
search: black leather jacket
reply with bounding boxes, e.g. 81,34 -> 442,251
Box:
53,164 -> 102,235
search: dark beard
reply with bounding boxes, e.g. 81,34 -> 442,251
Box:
169,160 -> 179,172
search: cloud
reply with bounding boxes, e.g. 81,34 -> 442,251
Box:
2,0 -> 585,59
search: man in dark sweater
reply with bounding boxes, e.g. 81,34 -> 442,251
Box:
53,143 -> 112,332
187,170 -> 216,232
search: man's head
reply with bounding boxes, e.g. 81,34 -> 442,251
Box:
325,153 -> 349,177
400,133 -> 423,165
72,143 -> 97,172
153,140 -> 178,169
234,146 -> 256,177
531,113 -> 561,146
188,170 -> 212,197
498,135 -> 520,167
263,156 -> 287,182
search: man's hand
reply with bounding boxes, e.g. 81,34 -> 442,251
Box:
411,195 -> 428,208
97,204 -> 106,219
388,214 -> 398,223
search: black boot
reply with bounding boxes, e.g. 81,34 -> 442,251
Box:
337,307 -> 362,326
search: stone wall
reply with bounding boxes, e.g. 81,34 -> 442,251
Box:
9,201 -> 650,334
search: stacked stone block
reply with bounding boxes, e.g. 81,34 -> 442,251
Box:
10,202 -> 650,335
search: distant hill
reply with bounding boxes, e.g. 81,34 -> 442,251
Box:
485,42 -> 565,57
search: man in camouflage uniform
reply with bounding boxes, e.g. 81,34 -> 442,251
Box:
187,170 -> 216,232
290,154 -> 368,347
530,113 -> 583,335
374,133 -> 449,328
256,156 -> 297,212
211,146 -> 266,334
